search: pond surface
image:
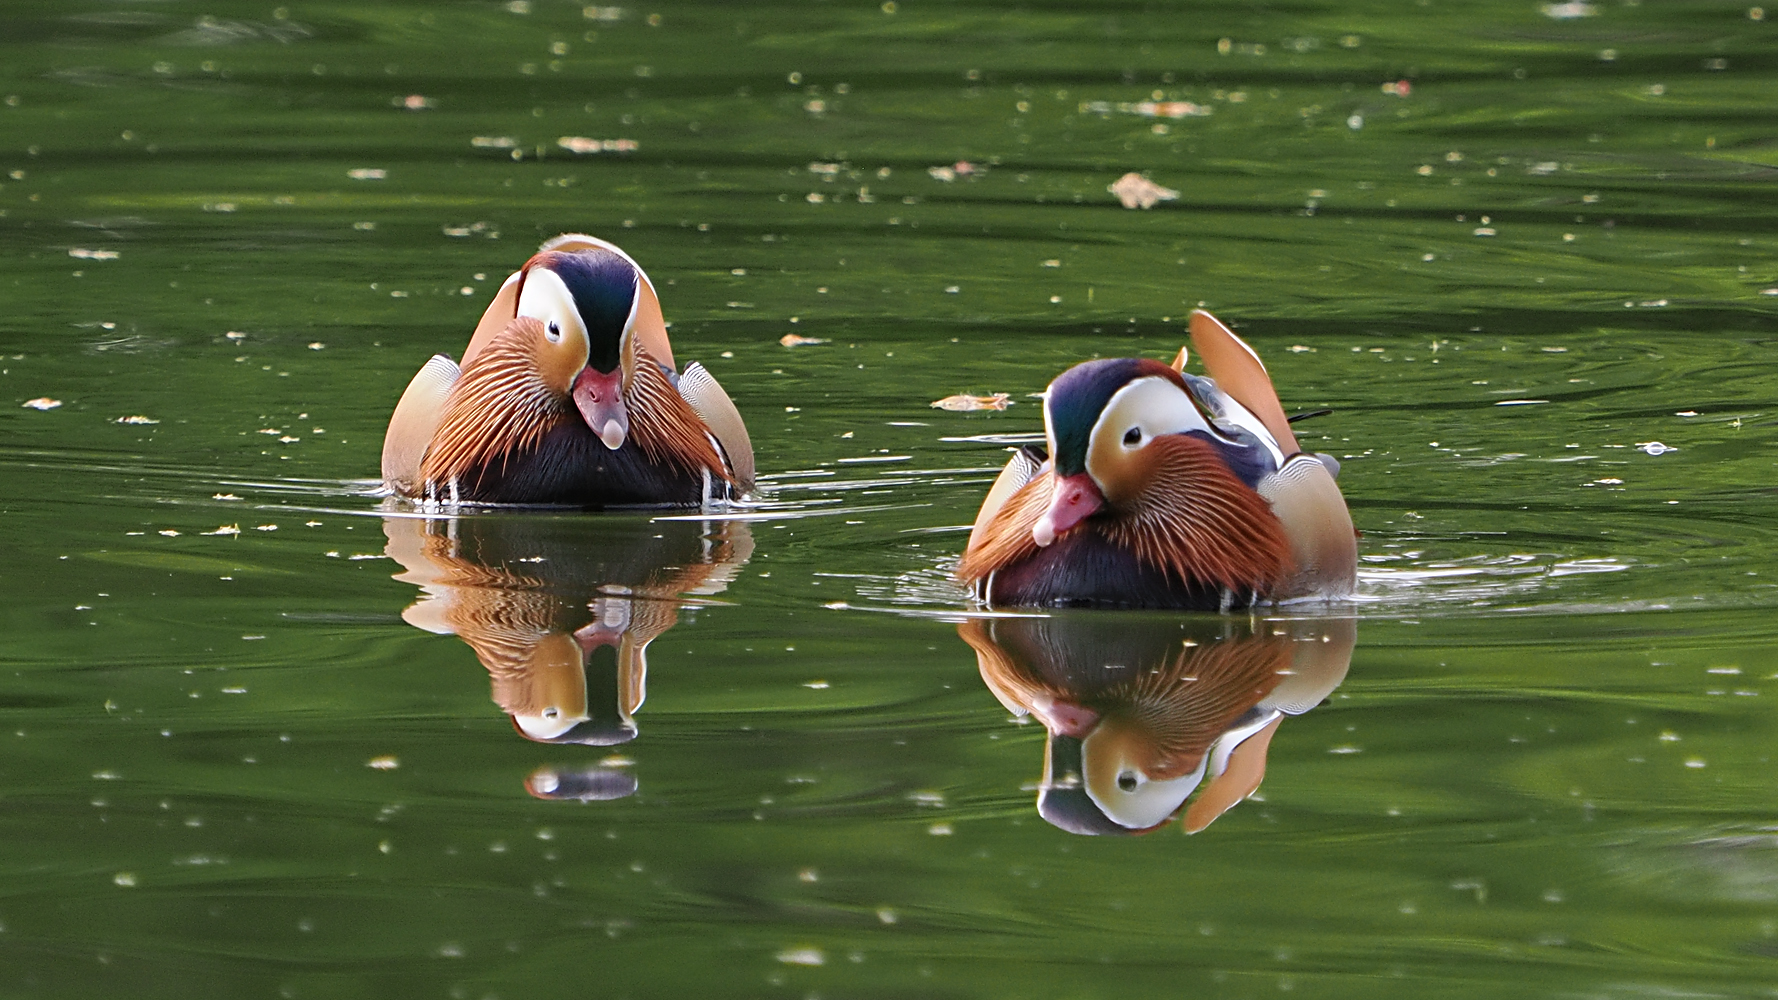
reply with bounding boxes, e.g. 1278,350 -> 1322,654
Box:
4,0 -> 1778,996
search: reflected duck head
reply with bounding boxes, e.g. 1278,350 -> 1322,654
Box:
1038,730 -> 1191,836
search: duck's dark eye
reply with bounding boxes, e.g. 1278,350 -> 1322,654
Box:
1123,427 -> 1142,446
1117,771 -> 1139,792
546,321 -> 562,342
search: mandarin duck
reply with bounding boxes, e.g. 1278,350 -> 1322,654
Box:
958,309 -> 1356,609
384,512 -> 753,748
381,234 -> 754,507
961,614 -> 1355,835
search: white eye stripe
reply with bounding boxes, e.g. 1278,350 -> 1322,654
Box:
516,267 -> 588,355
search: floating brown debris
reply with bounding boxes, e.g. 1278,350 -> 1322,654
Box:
779,333 -> 830,347
1108,172 -> 1179,210
557,136 -> 639,154
931,393 -> 1011,412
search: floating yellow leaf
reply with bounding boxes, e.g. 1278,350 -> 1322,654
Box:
931,393 -> 1011,411
1108,172 -> 1179,209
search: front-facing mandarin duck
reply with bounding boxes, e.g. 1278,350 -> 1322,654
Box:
381,234 -> 753,507
958,309 -> 1356,609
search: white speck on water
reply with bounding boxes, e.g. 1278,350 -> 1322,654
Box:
1494,400 -> 1549,406
68,248 -> 119,260
22,397 -> 61,410
366,755 -> 399,770
1328,746 -> 1362,754
803,680 -> 829,689
113,873 -> 137,887
1636,441 -> 1677,455
159,529 -> 180,537
1685,759 -> 1707,768
347,168 -> 386,180
1542,1 -> 1596,17
876,907 -> 898,924
776,947 -> 825,966
928,823 -> 954,835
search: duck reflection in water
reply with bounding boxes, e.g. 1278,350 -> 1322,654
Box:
960,614 -> 1354,835
383,513 -> 753,800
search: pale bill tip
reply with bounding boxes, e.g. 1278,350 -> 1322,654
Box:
1032,517 -> 1056,547
598,420 -> 626,450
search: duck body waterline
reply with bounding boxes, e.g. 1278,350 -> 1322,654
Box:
959,309 -> 1357,610
381,234 -> 753,508
433,407 -> 716,506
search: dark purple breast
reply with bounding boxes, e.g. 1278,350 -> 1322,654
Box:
984,527 -> 1248,611
457,421 -> 720,507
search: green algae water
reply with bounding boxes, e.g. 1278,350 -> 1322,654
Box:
3,0 -> 1778,996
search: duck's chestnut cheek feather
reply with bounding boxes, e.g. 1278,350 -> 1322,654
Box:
1033,472 -> 1104,547
571,367 -> 629,451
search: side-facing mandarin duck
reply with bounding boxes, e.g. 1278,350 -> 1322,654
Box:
381,234 -> 754,507
958,309 -> 1357,609
961,614 -> 1355,835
